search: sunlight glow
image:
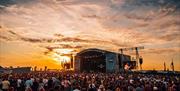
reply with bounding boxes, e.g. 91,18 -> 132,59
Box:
52,53 -> 71,62
53,49 -> 75,55
51,52 -> 71,69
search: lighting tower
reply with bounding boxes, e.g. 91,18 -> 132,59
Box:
119,46 -> 144,70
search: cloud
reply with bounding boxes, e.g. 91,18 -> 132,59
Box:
0,35 -> 11,41
43,44 -> 82,55
0,0 -> 39,6
8,30 -> 19,36
152,19 -> 180,30
0,0 -> 16,6
0,0 -> 179,57
145,48 -> 180,54
122,0 -> 180,10
82,14 -> 102,19
60,37 -> 88,42
54,33 -> 64,38
124,14 -> 153,22
159,33 -> 180,41
20,37 -> 42,43
1,26 -> 129,48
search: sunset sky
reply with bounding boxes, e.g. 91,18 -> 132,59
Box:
0,0 -> 180,71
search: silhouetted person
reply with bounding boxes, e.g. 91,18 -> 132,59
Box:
48,78 -> 53,90
32,79 -> 39,91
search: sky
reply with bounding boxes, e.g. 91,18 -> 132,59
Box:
0,0 -> 180,71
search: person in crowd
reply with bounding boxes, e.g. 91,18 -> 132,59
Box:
1,78 -> 10,91
25,78 -> 33,89
31,79 -> 39,91
0,71 -> 179,91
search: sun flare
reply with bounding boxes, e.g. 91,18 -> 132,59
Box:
49,51 -> 71,69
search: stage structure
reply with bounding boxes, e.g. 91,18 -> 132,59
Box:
74,48 -> 136,73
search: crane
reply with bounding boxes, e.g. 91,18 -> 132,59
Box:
119,46 -> 144,70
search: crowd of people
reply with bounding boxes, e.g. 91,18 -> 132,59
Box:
0,71 -> 179,91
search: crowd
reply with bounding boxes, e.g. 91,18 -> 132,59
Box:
0,72 -> 179,91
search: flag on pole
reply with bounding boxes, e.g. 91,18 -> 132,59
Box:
171,59 -> 174,71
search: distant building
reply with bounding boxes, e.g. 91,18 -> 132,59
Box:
74,48 -> 136,73
12,67 -> 31,73
0,67 -> 31,73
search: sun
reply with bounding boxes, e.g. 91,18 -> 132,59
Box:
46,48 -> 78,69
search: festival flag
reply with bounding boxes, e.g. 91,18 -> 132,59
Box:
171,59 -> 174,71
